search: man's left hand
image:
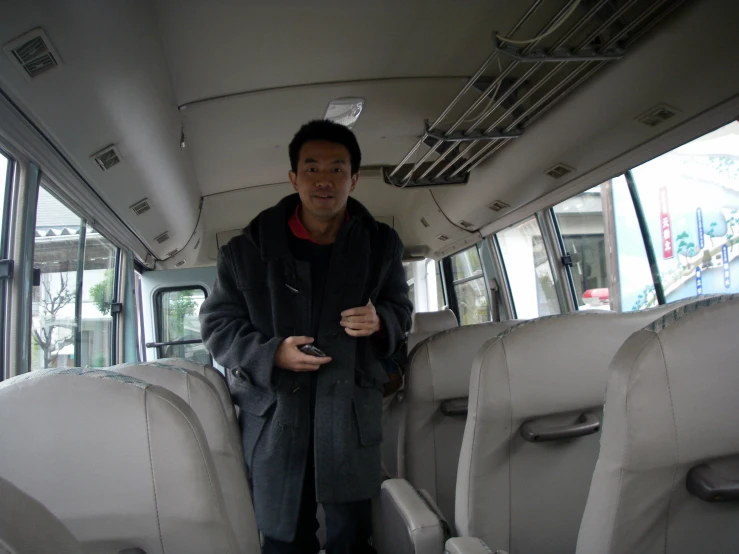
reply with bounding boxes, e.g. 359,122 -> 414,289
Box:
341,300 -> 382,337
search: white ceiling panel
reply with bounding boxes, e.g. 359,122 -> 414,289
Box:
180,78 -> 467,195
155,0 -> 528,105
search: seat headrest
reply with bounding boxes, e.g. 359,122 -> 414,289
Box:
408,309 -> 459,352
411,309 -> 458,334
409,321 -> 518,402
477,296 -> 710,419
154,358 -> 235,426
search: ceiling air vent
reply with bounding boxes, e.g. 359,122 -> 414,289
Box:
175,260 -> 187,268
488,200 -> 510,212
154,231 -> 170,244
459,220 -> 474,229
636,103 -> 679,128
436,234 -> 451,242
130,198 -> 151,216
3,29 -> 61,79
166,248 -> 179,258
545,164 -> 575,179
193,238 -> 201,250
420,217 -> 430,228
92,145 -> 122,171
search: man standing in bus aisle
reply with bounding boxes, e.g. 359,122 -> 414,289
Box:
199,119 -> 413,554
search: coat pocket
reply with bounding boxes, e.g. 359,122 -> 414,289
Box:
352,380 -> 383,447
231,373 -> 277,468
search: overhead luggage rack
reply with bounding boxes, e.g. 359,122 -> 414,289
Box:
384,0 -> 690,188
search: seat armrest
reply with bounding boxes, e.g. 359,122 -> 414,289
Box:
373,479 -> 446,554
445,537 -> 508,554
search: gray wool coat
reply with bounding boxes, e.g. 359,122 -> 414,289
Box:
199,194 -> 412,542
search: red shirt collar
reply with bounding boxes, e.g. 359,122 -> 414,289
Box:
288,204 -> 349,244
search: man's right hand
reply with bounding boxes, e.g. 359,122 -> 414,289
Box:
275,336 -> 332,372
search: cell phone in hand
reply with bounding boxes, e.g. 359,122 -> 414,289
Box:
299,344 -> 327,358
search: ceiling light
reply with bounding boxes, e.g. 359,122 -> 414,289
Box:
324,97 -> 365,128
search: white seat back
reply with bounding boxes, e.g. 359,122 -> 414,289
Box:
156,358 -> 235,424
0,368 -> 240,554
577,295 -> 739,554
456,298 -> 707,553
399,321 -> 517,528
111,362 -> 259,554
408,309 -> 458,352
0,476 -> 82,554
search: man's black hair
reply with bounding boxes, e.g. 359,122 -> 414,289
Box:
289,119 -> 362,175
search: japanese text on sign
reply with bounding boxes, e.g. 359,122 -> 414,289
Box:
660,187 -> 673,259
722,244 -> 731,289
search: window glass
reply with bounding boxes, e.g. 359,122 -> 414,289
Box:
554,181 -> 654,311
32,188 -> 83,369
157,287 -> 209,364
555,186 -> 609,309
497,217 -> 560,319
82,229 -> 117,367
627,121 -> 739,302
404,259 -> 444,313
610,175 -> 660,310
450,247 -> 484,281
450,246 -> 491,325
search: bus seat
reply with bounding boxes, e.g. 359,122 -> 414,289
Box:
110,362 -> 258,554
0,368 -> 241,554
0,476 -> 83,554
390,321 -> 518,529
577,295 -> 739,554
408,309 -> 459,352
155,358 -> 240,445
455,297 -> 710,553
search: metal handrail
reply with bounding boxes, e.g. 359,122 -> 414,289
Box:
145,339 -> 203,349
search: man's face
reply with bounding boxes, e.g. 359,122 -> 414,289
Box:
289,140 -> 358,220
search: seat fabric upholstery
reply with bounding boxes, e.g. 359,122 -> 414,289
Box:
0,368 -> 241,554
577,295 -> 739,554
456,297 -> 707,553
111,361 -> 259,554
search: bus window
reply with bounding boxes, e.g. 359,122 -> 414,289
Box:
404,259 -> 444,313
497,217 -> 560,319
625,121 -> 739,305
155,286 -> 209,364
32,187 -> 119,369
449,246 -> 491,325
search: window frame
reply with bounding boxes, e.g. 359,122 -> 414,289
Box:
0,150 -> 15,381
153,284 -> 208,361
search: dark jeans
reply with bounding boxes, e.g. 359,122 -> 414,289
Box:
262,445 -> 374,554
